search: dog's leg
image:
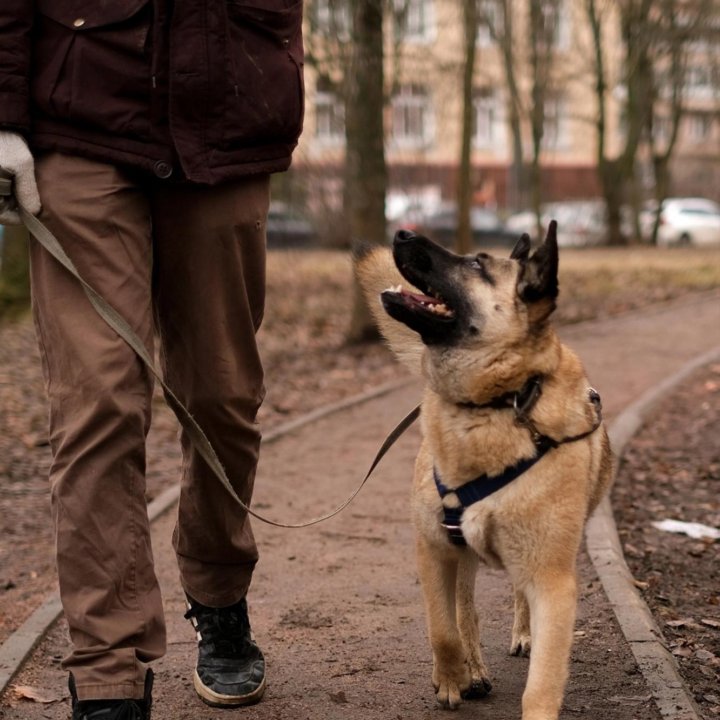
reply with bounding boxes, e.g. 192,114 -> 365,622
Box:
416,535 -> 470,710
510,586 -> 532,657
455,552 -> 492,698
521,570 -> 577,720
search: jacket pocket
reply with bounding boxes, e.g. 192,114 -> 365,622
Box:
32,0 -> 152,137
222,0 -> 304,149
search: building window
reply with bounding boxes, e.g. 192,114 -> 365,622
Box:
394,0 -> 435,42
543,94 -> 569,149
539,0 -> 570,50
686,113 -> 713,143
652,114 -> 672,144
477,0 -> 503,46
312,0 -> 352,37
315,82 -> 345,145
686,66 -> 713,99
391,85 -> 433,149
472,88 -> 498,147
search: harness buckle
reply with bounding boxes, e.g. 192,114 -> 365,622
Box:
440,522 -> 468,546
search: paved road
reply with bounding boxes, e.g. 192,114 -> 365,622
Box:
2,290 -> 719,720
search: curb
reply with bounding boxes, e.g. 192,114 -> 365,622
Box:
0,376 -> 414,697
585,344 -> 720,720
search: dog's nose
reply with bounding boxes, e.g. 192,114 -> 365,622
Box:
394,229 -> 417,243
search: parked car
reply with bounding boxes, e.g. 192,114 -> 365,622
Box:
398,203 -> 517,248
640,198 -> 720,246
266,202 -> 315,248
506,200 -> 629,247
505,200 -> 607,247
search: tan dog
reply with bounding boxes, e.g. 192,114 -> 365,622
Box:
356,223 -> 613,720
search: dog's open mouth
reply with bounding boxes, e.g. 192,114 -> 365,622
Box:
381,284 -> 456,321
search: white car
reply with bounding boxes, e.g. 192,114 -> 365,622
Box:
642,198 -> 720,246
506,200 -> 630,246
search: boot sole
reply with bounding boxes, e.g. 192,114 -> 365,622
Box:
193,670 -> 266,707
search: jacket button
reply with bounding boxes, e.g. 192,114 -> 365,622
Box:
153,161 -> 173,179
73,18 -> 86,27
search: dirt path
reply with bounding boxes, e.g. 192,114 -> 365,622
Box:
2,290 -> 719,720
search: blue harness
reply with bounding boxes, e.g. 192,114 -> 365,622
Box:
434,378 -> 602,546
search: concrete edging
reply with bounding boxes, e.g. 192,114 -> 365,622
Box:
0,376 -> 413,696
585,344 -> 720,720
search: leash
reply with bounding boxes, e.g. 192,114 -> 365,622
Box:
0,169 -> 420,528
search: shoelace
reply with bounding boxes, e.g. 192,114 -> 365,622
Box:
185,604 -> 252,657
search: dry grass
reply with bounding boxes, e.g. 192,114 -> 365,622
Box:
264,245 -> 720,334
556,246 -> 720,323
257,245 -> 720,421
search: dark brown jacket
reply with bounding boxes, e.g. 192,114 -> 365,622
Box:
0,0 -> 304,184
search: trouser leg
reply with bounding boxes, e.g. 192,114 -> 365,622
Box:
151,174 -> 270,607
30,153 -> 165,700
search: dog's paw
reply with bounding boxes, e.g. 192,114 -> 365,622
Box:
509,633 -> 531,657
462,676 -> 492,700
433,662 -> 472,710
433,676 -> 464,710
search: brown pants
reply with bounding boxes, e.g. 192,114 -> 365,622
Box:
30,152 -> 269,700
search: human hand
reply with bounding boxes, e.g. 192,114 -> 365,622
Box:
0,131 -> 41,225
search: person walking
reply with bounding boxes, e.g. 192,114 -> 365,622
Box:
0,1 -> 305,717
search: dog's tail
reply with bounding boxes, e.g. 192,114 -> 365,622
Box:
354,241 -> 424,374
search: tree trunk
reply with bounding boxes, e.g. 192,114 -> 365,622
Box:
499,0 -> 528,212
346,0 -> 387,343
456,0 -> 478,255
600,160 -> 626,246
0,225 -> 31,319
650,154 -> 670,245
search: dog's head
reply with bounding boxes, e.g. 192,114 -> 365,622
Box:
355,223 -> 561,397
379,222 -> 559,349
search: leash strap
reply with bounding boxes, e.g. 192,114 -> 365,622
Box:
0,170 -> 420,528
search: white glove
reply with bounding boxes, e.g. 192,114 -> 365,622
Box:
0,131 -> 42,225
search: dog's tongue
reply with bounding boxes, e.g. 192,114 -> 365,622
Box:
405,289 -> 438,304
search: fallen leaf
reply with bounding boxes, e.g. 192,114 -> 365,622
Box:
666,618 -> 695,628
14,685 -> 65,704
20,432 -> 50,449
671,646 -> 694,658
701,618 -> 720,629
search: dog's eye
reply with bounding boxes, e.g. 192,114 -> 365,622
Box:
471,256 -> 495,285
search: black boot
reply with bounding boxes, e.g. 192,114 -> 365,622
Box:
184,595 -> 266,707
70,669 -> 153,719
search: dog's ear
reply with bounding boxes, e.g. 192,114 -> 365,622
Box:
517,220 -> 559,318
510,233 -> 531,262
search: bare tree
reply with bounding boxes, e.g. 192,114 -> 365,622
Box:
457,0 -> 480,254
479,0 -> 529,212
586,0 -> 658,245
645,0 -> 714,243
345,0 -> 388,342
528,1 -> 561,236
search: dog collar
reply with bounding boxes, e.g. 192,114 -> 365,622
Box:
457,375 -> 544,415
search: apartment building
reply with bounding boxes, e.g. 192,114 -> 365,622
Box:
293,0 -> 719,211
